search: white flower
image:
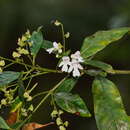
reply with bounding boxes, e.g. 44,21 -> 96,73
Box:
71,51 -> 84,63
59,56 -> 71,72
68,59 -> 83,77
46,42 -> 62,54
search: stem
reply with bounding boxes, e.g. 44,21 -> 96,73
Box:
110,70 -> 130,75
33,77 -> 67,113
3,62 -> 15,69
0,56 -> 61,73
32,55 -> 36,66
23,72 -> 49,81
17,77 -> 67,129
61,24 -> 65,52
32,91 -> 49,99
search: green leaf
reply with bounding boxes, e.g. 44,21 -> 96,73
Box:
55,77 -> 77,93
11,97 -> 23,113
84,60 -> 114,73
0,71 -> 20,87
81,27 -> 130,58
92,77 -> 130,130
41,40 -> 53,49
30,29 -> 43,55
0,116 -> 10,129
55,92 -> 91,117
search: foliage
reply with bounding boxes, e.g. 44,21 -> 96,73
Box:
0,20 -> 130,130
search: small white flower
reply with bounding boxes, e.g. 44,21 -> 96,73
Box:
46,42 -> 62,54
68,59 -> 83,77
59,56 -> 71,72
46,48 -> 54,54
71,51 -> 84,63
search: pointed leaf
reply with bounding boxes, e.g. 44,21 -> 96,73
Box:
0,71 -> 20,87
84,60 -> 114,73
55,77 -> 77,93
30,29 -> 43,55
55,92 -> 91,117
0,116 -> 10,129
92,77 -> 130,130
81,27 -> 130,58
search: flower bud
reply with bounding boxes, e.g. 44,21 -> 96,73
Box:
59,126 -> 66,130
0,60 -> 5,66
12,51 -> 21,58
56,117 -> 63,126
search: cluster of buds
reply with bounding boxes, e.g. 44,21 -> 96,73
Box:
12,30 -> 31,58
21,108 -> 28,117
21,104 -> 34,117
51,109 -> 69,130
0,60 -> 5,72
0,89 -> 14,108
59,51 -> 84,77
23,91 -> 32,102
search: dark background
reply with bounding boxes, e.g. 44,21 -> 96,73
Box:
1,0 -> 130,130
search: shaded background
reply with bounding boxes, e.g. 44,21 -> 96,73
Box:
1,0 -> 130,129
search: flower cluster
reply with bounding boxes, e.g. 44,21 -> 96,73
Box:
0,88 -> 14,108
59,51 -> 84,77
12,30 -> 31,58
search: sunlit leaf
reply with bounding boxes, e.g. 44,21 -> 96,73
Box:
0,116 -> 10,129
55,77 -> 77,93
92,77 -> 130,130
0,71 -> 20,87
81,27 -> 130,58
84,60 -> 114,73
55,92 -> 91,117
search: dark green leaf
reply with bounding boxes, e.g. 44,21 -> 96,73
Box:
41,40 -> 53,49
92,77 -> 130,130
0,71 -> 20,87
84,60 -> 114,73
55,92 -> 91,117
0,116 -> 10,129
55,78 -> 77,93
30,30 -> 43,55
81,27 -> 130,58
